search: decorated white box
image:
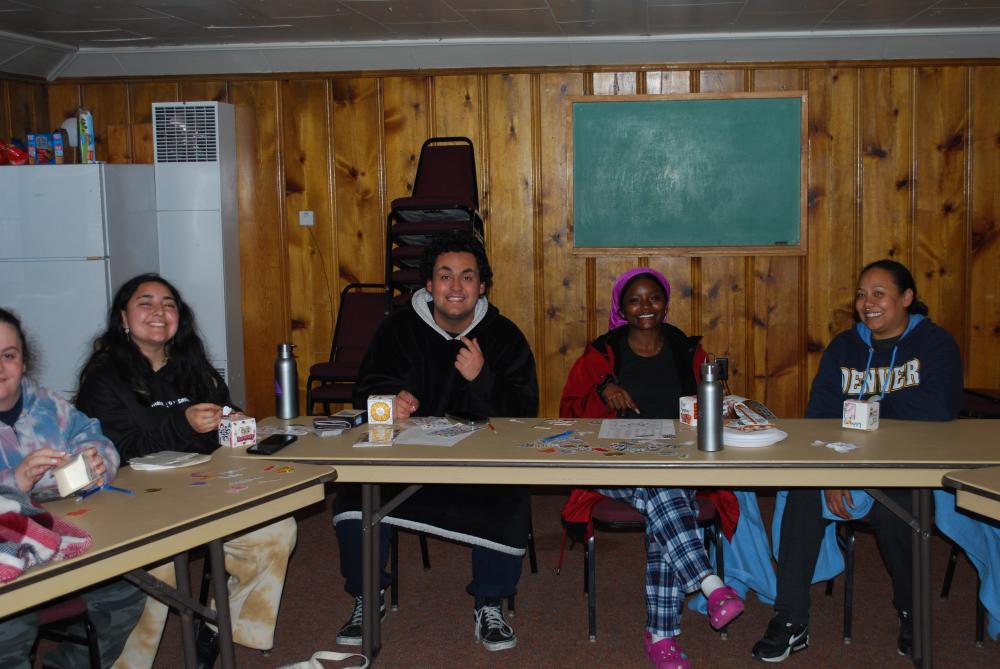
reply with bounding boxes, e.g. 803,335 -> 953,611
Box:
842,399 -> 880,431
218,416 -> 257,448
367,395 -> 395,425
53,452 -> 97,497
679,395 -> 698,426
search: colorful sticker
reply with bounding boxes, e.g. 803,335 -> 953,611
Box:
67,509 -> 90,516
225,484 -> 248,494
275,466 -> 295,474
190,481 -> 208,487
144,488 -> 162,493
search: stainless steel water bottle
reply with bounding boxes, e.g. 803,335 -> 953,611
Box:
697,360 -> 723,452
275,343 -> 299,419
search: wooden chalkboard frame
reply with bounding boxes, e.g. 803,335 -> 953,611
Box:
568,92 -> 808,256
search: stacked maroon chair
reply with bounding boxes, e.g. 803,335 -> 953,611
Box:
385,137 -> 484,309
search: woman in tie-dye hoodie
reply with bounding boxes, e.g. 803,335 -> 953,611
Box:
0,307 -> 144,669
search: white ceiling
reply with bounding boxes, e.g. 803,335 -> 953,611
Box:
1,1 -> 999,80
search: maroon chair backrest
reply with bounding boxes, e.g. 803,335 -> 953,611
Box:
331,285 -> 389,376
411,137 -> 478,207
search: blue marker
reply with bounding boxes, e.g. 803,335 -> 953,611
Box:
540,430 -> 574,443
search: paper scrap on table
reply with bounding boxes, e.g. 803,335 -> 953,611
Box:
813,439 -> 858,454
599,419 -> 675,440
393,422 -> 478,447
130,451 -> 211,470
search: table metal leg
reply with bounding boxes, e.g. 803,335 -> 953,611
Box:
866,488 -> 932,669
918,489 -> 934,669
173,553 -> 198,668
362,483 -> 381,662
208,539 -> 237,669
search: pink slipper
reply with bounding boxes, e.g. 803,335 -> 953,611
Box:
644,632 -> 691,669
707,585 -> 744,630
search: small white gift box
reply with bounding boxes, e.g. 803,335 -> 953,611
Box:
367,395 -> 395,425
219,416 -> 257,448
842,399 -> 880,431
679,396 -> 698,426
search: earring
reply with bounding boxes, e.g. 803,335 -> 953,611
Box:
124,326 -> 130,336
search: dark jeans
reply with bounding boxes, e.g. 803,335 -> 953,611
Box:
0,579 -> 145,669
775,488 -> 914,625
336,519 -> 523,600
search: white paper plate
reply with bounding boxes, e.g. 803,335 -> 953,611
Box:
723,427 -> 788,448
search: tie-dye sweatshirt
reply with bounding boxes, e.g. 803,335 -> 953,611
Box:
0,378 -> 119,492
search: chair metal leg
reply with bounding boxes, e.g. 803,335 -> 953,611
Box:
390,527 -> 400,610
711,519 -> 729,639
975,595 -> 985,647
586,534 -> 597,642
842,526 -> 856,644
527,527 -> 538,574
940,544 -> 960,598
82,612 -> 102,669
419,533 -> 431,569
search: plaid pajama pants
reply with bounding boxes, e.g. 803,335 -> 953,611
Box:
596,487 -> 712,637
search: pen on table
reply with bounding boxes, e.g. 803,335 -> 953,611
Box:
103,484 -> 134,496
540,430 -> 573,443
76,486 -> 100,502
487,422 -> 498,434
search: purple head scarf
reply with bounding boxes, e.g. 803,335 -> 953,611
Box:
608,267 -> 671,330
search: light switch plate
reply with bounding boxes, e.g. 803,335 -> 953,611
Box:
299,210 -> 315,226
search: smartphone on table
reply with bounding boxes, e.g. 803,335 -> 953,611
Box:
247,434 -> 298,455
445,411 -> 489,426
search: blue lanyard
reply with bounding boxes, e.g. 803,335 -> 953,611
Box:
857,345 -> 898,401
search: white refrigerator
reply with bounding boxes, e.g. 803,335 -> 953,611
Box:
0,164 -> 157,400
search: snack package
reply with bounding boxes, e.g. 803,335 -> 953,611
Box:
35,133 -> 55,164
78,108 -> 95,163
26,134 -> 37,164
0,141 -> 29,165
53,131 -> 65,164
722,395 -> 777,432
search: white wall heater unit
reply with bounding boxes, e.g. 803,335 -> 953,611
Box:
152,101 -> 245,406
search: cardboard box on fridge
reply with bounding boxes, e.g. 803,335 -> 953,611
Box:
219,416 -> 257,448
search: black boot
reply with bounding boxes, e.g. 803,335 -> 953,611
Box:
195,621 -> 221,669
897,609 -> 913,657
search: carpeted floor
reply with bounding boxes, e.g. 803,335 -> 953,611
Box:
143,488 -> 999,669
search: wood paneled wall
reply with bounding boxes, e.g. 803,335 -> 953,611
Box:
2,63 -> 998,418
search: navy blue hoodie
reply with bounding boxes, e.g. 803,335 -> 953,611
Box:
805,314 -> 963,421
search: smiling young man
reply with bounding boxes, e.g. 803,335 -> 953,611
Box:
333,231 -> 539,652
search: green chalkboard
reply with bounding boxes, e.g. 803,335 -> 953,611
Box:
570,93 -> 806,255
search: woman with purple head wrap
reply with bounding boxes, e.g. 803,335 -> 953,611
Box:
559,268 -> 743,669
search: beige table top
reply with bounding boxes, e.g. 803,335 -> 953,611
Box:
0,451 -> 334,618
943,466 -> 1000,522
248,417 -> 1000,488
